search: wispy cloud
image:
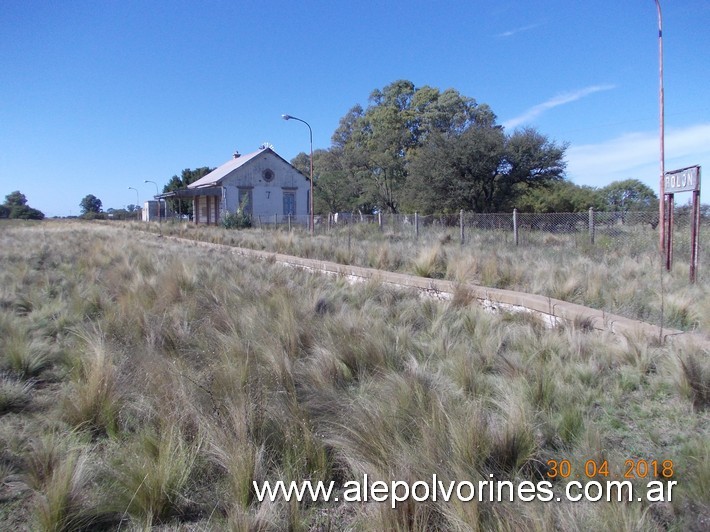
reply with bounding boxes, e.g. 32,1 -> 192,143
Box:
566,122 -> 710,199
502,85 -> 617,130
496,23 -> 542,38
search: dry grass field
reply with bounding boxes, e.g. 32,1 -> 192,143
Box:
140,219 -> 710,334
0,219 -> 709,531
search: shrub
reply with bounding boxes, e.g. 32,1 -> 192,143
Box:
221,196 -> 252,229
220,211 -> 252,229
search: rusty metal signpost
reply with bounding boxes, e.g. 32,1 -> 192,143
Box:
663,165 -> 702,282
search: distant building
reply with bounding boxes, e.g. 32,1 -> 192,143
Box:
160,147 -> 310,225
142,200 -> 165,222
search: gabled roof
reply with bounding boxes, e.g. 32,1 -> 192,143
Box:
187,147 -> 308,189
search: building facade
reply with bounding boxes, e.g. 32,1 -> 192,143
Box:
162,147 -> 310,225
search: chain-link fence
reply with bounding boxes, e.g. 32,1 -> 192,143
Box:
185,208 -> 703,263
279,209 -> 702,259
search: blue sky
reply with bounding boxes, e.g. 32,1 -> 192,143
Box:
1,0 -> 708,217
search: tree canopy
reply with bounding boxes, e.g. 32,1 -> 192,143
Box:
80,194 -> 102,216
598,179 -> 658,212
1,191 -> 44,220
5,191 -> 28,207
306,80 -> 568,214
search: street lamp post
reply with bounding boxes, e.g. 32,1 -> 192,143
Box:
282,114 -> 314,235
144,180 -> 161,223
128,186 -> 140,222
655,0 -> 666,260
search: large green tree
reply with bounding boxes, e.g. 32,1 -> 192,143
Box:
80,194 -> 102,215
405,126 -> 566,213
598,179 -> 657,212
515,181 -> 604,213
292,149 -> 361,214
5,191 -> 27,207
2,191 -> 44,220
331,81 -> 498,213
326,80 -> 565,214
404,126 -> 505,213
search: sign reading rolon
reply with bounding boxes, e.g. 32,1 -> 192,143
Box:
661,164 -> 702,283
664,165 -> 700,193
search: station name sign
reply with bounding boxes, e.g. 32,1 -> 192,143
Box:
664,165 -> 700,194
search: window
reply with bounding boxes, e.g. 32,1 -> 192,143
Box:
283,191 -> 296,215
263,169 -> 274,182
238,188 -> 252,215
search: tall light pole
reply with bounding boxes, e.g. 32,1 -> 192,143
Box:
144,180 -> 161,223
282,114 -> 314,235
655,0 -> 666,257
128,186 -> 140,222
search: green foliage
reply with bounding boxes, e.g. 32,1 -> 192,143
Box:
220,212 -> 251,229
309,148 -> 360,214
80,211 -> 107,220
9,204 -> 45,220
599,179 -> 658,212
2,190 -> 45,219
163,167 -> 213,217
319,80 -> 566,214
5,190 -> 27,206
516,180 -> 604,213
79,194 -> 102,216
220,195 -> 252,229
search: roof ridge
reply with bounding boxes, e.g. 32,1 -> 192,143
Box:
187,147 -> 270,188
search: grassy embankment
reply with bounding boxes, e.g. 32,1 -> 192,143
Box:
0,220 -> 708,530
137,218 -> 710,333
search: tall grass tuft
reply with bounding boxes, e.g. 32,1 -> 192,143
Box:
35,450 -> 90,532
412,245 -> 447,279
676,346 -> 710,410
2,333 -> 54,379
22,431 -> 97,531
61,331 -> 122,437
0,371 -> 33,414
109,423 -> 203,527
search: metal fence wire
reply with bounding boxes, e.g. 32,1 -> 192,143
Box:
241,209 -> 704,261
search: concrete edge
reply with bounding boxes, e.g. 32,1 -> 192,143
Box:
158,234 -> 706,345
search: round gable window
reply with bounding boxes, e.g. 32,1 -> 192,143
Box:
263,169 -> 274,182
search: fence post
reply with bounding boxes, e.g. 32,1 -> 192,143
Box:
288,214 -> 291,232
513,208 -> 519,246
415,212 -> 419,239
589,207 -> 595,245
460,210 -> 465,245
378,212 -> 383,231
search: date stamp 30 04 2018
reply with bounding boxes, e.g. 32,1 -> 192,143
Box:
546,459 -> 674,480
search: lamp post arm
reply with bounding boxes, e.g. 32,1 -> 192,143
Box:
282,114 -> 315,235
